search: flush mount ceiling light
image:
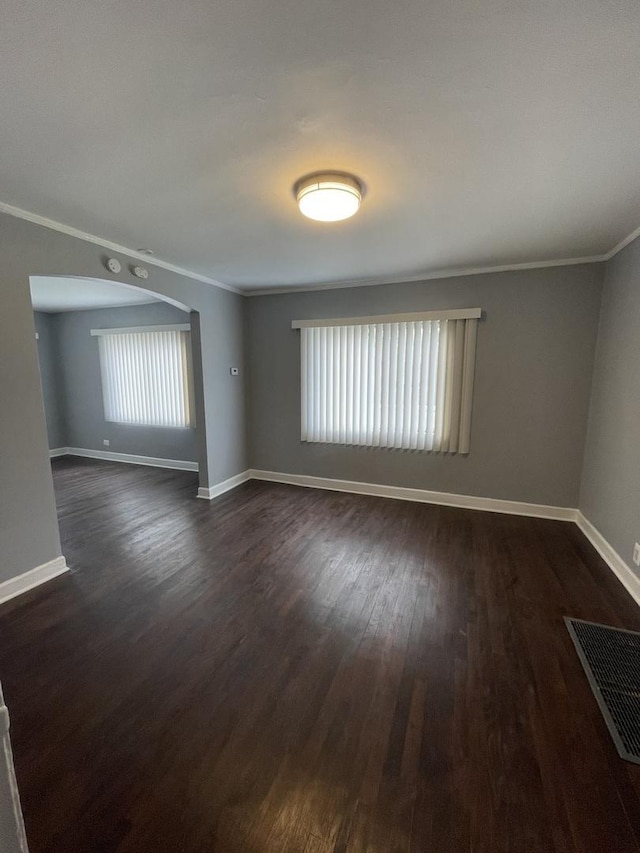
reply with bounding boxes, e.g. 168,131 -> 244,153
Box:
295,173 -> 363,222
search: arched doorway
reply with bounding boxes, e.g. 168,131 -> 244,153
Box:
30,274 -> 208,488
29,275 -> 212,578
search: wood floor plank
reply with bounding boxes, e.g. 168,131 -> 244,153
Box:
0,457 -> 639,852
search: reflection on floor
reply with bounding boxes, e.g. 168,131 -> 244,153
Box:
1,457 -> 640,852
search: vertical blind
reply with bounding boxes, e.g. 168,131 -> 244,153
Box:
94,326 -> 192,428
296,310 -> 480,453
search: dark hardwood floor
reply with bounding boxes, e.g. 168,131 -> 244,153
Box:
1,458 -> 640,852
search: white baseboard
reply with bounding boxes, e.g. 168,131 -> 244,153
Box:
0,556 -> 69,607
248,469 -> 578,521
575,513 -> 640,607
249,471 -> 639,608
49,447 -> 68,458
197,470 -> 251,500
32,463 -> 640,612
62,447 -> 199,472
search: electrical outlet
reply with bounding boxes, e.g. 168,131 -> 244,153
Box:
103,439 -> 110,447
633,543 -> 640,567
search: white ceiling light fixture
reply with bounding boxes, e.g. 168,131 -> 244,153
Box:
295,173 -> 363,222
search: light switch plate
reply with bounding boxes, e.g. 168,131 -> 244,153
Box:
633,543 -> 640,567
103,439 -> 110,447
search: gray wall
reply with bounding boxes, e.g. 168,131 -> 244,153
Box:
246,265 -> 604,507
2,199 -> 634,594
0,213 -> 246,585
581,238 -> 640,574
34,312 -> 66,449
50,302 -> 198,462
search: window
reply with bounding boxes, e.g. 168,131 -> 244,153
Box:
92,325 -> 192,428
293,309 -> 480,453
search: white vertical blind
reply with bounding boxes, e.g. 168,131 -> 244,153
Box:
300,316 -> 479,453
97,329 -> 192,427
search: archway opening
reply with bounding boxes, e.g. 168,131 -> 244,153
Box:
29,274 -> 209,528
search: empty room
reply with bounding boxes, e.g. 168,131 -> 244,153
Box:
0,1 -> 639,852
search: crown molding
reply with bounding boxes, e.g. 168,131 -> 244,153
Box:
246,220 -> 640,294
1,195 -> 639,297
244,254 -> 605,296
602,222 -> 640,261
0,201 -> 243,295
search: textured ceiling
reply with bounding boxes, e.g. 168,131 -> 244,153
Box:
30,277 -> 159,313
2,0 -> 640,291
